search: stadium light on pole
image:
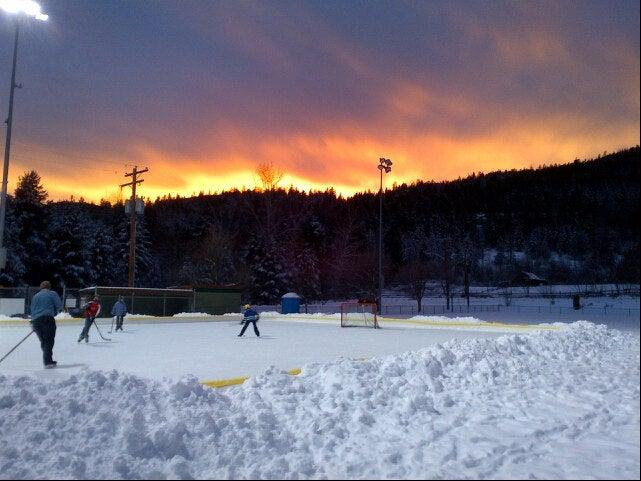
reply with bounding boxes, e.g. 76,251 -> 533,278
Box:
0,0 -> 48,270
377,157 -> 392,314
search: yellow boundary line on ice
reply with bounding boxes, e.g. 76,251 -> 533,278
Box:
201,368 -> 302,388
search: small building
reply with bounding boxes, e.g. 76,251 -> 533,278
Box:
281,292 -> 301,314
78,287 -> 194,317
78,285 -> 243,317
510,271 -> 547,287
192,286 -> 243,315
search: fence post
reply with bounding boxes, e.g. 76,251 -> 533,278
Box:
163,294 -> 166,316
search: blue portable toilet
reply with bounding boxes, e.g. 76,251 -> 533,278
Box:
281,292 -> 301,314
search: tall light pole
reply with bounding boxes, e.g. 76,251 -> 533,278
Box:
377,157 -> 392,314
0,0 -> 48,270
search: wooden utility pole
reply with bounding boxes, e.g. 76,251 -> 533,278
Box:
120,166 -> 148,287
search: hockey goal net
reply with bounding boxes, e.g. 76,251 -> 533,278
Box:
340,302 -> 379,328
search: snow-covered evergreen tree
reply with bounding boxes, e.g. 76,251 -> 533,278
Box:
114,213 -> 160,287
0,198 -> 27,286
9,171 -> 49,285
87,225 -> 119,286
47,207 -> 92,287
245,236 -> 289,304
291,245 -> 320,304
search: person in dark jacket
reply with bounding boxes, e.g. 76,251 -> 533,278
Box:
30,281 -> 63,368
111,295 -> 127,331
238,304 -> 260,337
78,296 -> 101,343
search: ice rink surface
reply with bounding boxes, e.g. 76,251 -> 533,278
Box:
0,317 -> 510,381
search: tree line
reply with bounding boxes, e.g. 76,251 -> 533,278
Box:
1,146 -> 638,307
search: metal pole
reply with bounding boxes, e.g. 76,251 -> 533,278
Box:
0,22 -> 21,269
378,167 -> 383,313
128,166 -> 138,287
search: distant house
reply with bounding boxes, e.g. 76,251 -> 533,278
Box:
510,271 -> 547,287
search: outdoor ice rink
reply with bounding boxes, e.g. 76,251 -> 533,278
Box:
1,314 -> 639,479
0,316 -> 516,382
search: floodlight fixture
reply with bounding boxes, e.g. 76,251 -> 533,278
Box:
0,0 -> 49,21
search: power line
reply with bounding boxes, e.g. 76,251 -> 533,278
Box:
11,155 -> 121,174
13,141 -> 130,166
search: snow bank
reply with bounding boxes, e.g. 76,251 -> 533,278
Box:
124,313 -> 154,319
173,312 -> 212,318
0,322 -> 638,479
404,315 -> 485,324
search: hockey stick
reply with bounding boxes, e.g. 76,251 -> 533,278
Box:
0,330 -> 35,365
92,319 -> 111,341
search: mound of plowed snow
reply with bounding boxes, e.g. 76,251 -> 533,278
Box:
0,322 -> 638,479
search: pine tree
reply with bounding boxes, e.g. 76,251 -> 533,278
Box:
291,245 -> 320,305
47,207 -> 92,287
245,236 -> 289,304
0,198 -> 27,286
114,213 -> 160,287
88,225 -> 119,285
10,171 -> 49,285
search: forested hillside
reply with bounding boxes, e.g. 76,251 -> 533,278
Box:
1,146 -> 638,303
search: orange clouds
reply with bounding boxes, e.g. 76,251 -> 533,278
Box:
12,112 -> 636,204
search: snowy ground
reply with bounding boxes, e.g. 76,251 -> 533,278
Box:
0,316 -> 639,479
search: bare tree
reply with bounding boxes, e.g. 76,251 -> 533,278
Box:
256,161 -> 284,191
399,228 -> 432,313
425,228 -> 456,311
455,235 -> 476,308
397,263 -> 430,313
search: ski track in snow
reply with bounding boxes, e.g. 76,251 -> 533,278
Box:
0,321 -> 638,479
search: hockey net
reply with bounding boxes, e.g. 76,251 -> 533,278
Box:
340,302 -> 379,328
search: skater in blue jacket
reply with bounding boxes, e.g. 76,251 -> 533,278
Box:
111,296 -> 127,332
238,304 -> 260,337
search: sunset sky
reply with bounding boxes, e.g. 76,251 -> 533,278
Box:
0,0 -> 639,202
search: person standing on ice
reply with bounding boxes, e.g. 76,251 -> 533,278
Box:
111,295 -> 127,332
30,281 -> 63,368
78,296 -> 101,343
238,304 -> 260,337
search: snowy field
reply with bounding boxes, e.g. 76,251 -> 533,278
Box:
0,316 -> 639,479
